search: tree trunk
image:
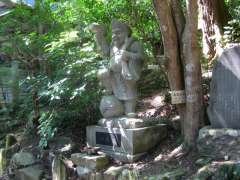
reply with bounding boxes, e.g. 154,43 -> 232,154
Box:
170,0 -> 185,39
212,0 -> 230,32
153,0 -> 204,148
199,0 -> 230,61
153,0 -> 186,122
183,0 -> 203,147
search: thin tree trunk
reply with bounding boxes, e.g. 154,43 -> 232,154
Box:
170,0 -> 186,75
212,0 -> 230,33
170,0 -> 185,39
153,0 -> 186,122
183,0 -> 203,147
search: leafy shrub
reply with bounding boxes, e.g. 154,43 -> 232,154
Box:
0,0 -> 167,148
223,3 -> 240,44
223,19 -> 240,44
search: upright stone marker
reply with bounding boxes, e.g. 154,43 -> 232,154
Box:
208,46 -> 240,128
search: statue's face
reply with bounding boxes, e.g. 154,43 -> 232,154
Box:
112,28 -> 128,48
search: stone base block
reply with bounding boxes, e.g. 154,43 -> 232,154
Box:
86,124 -> 167,162
98,117 -> 163,129
71,153 -> 109,171
197,126 -> 240,160
15,165 -> 43,180
98,117 -> 146,129
104,166 -> 126,180
101,150 -> 145,163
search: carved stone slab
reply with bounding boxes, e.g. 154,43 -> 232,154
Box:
208,46 -> 240,128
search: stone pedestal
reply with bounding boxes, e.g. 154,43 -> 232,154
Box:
86,118 -> 167,162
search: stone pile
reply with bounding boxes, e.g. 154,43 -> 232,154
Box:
10,152 -> 43,180
70,152 -> 135,180
197,126 -> 240,161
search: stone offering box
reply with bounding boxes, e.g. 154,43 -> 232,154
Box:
86,117 -> 167,163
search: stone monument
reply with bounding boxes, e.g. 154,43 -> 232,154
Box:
208,46 -> 240,128
197,46 -> 240,162
86,20 -> 167,162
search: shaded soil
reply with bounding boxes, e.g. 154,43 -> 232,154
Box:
134,130 -> 200,179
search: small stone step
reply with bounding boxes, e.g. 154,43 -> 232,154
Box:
71,153 -> 109,171
15,165 -> 43,180
76,166 -> 92,179
11,152 -> 36,168
103,166 -> 125,180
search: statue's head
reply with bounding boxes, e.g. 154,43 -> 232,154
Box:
111,20 -> 131,48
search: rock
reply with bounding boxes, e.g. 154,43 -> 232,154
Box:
15,165 -> 43,180
207,46 -> 240,128
48,136 -> 75,153
76,166 -> 92,180
0,148 -> 7,176
150,95 -> 164,107
170,115 -> 181,131
195,158 -> 212,166
103,166 -> 125,180
194,161 -> 240,180
0,122 -> 9,133
119,169 -> 138,180
194,164 -> 214,180
0,144 -> 20,176
71,153 -> 109,171
5,143 -> 20,160
150,169 -> 185,180
52,156 -> 67,180
198,127 -> 240,160
84,146 -> 101,155
11,152 -> 36,168
90,172 -> 104,180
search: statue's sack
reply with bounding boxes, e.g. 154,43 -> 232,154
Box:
121,38 -> 143,81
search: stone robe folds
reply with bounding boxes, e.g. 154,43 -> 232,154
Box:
106,38 -> 144,101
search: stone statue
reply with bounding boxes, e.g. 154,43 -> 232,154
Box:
90,20 -> 144,118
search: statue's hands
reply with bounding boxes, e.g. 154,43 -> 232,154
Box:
119,50 -> 130,61
89,23 -> 107,36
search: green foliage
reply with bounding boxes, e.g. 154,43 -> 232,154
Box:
0,0 -> 166,148
224,19 -> 240,43
216,163 -> 240,180
223,1 -> 240,44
